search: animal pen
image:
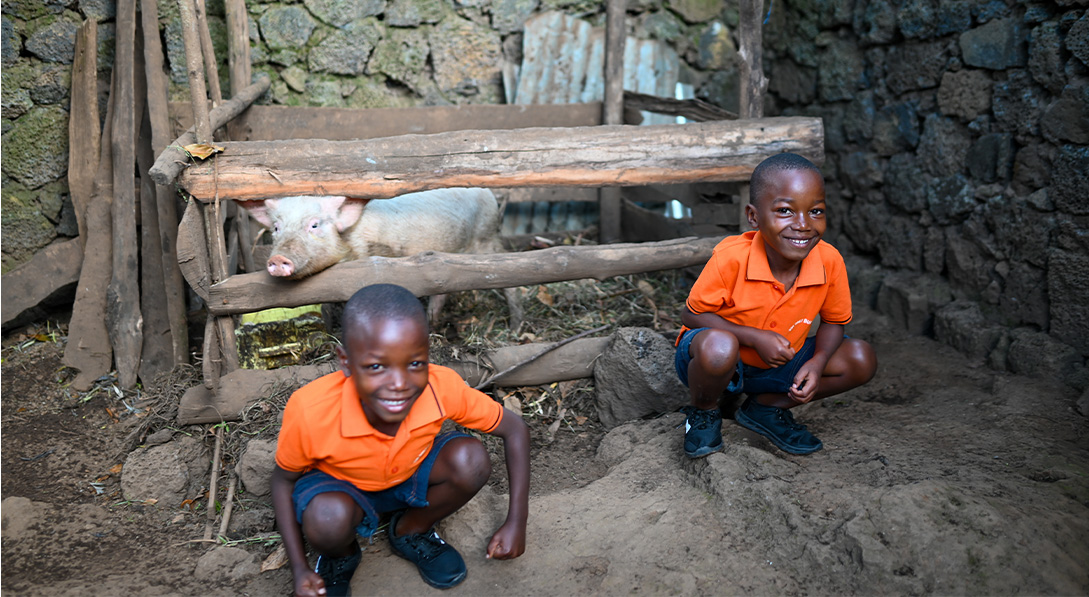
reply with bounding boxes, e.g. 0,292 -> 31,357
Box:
58,0 -> 824,426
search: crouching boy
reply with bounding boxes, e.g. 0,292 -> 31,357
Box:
676,152 -> 877,457
271,284 -> 529,596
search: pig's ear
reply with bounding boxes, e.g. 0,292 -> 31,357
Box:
237,200 -> 273,228
335,197 -> 370,232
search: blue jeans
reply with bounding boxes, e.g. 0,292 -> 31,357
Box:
675,327 -> 819,397
291,430 -> 469,538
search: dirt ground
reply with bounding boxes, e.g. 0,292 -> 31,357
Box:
3,289 -> 1088,595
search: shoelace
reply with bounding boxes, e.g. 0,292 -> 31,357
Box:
679,406 -> 719,429
776,408 -> 809,432
400,529 -> 448,560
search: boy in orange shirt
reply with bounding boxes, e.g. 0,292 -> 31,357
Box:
271,284 -> 529,596
675,153 -> 877,457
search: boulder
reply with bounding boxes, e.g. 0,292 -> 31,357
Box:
121,435 -> 209,509
876,272 -> 954,336
237,439 -> 277,497
937,69 -> 993,121
934,301 -> 1005,361
594,327 -> 688,429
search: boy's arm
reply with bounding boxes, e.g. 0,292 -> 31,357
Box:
271,465 -> 327,597
682,306 -> 796,367
788,323 -> 845,403
484,407 -> 530,560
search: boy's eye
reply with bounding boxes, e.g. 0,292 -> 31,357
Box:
810,208 -> 824,216
776,207 -> 792,215
365,363 -> 383,371
410,360 -> 428,369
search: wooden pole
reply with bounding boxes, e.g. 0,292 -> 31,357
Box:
147,74 -> 270,186
203,236 -> 722,316
600,0 -> 626,243
141,0 -> 189,367
193,0 -> 222,105
107,0 -> 142,390
176,117 -> 824,201
224,0 -> 256,272
68,19 -> 98,247
177,0 -> 212,143
737,0 -> 768,232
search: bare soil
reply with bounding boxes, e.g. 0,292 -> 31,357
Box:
3,289 -> 1088,595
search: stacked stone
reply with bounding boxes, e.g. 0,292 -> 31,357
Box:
762,0 -> 1088,388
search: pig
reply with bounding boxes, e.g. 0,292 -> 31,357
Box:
238,188 -> 523,328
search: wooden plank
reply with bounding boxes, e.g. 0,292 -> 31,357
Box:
224,0 -> 250,98
599,0 -> 626,244
137,102 -> 176,384
141,0 -> 189,367
1,239 -> 82,330
737,0 -> 767,233
147,74 -> 270,186
67,19 -> 98,245
619,198 -> 695,242
63,72 -> 115,391
167,102 -> 604,142
177,198 -> 212,302
193,0 -> 222,105
178,0 -> 211,143
204,236 -> 721,316
107,0 -> 141,390
178,117 -> 825,201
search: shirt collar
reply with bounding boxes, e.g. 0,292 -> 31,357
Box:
339,372 -> 444,438
746,231 -> 827,287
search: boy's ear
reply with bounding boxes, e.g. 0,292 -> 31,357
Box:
335,344 -> 351,376
744,203 -> 759,230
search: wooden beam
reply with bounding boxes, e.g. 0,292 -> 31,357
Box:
67,19 -> 98,246
224,0 -> 250,98
147,74 -> 270,186
177,117 -> 824,201
168,101 -> 603,142
107,0 -> 141,390
737,0 -> 768,233
141,0 -> 189,367
600,0 -> 626,244
203,236 -> 721,316
63,71 -> 115,391
178,0 -> 211,142
193,0 -> 222,105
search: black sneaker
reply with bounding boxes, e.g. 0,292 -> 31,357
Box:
734,397 -> 823,455
387,509 -> 468,589
315,541 -> 361,597
679,405 -> 724,458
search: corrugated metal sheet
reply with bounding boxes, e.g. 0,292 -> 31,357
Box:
503,11 -> 680,235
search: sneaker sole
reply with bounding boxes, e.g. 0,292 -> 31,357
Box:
685,441 -> 725,459
390,548 -> 468,590
734,410 -> 822,455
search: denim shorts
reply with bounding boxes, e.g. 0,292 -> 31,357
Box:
675,327 -> 818,396
292,430 -> 469,538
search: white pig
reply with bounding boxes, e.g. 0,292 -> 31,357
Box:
238,188 -> 523,327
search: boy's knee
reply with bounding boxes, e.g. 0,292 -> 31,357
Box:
692,329 -> 739,375
301,492 -> 361,550
845,338 -> 878,382
440,437 -> 492,490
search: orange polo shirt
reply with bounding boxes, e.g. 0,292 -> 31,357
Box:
680,230 -> 853,368
275,364 -> 504,491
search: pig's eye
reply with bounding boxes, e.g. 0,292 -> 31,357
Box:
273,223 -> 280,233
309,219 -> 320,230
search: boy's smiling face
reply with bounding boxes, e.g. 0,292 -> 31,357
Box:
746,167 -> 827,273
336,315 -> 430,435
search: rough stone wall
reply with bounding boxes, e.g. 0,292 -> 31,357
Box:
3,0 -> 1085,386
762,0 -> 1088,387
1,0 -> 741,274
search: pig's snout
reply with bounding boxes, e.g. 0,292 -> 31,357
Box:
267,254 -> 296,277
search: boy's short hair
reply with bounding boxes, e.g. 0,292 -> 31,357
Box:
749,152 -> 822,206
342,284 -> 427,336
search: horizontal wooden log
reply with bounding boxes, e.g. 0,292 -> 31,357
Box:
205,236 -> 721,316
178,116 -> 823,201
178,362 -> 336,425
147,73 -> 270,187
446,336 -> 611,388
168,101 -> 604,142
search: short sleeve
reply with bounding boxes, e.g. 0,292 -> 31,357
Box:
274,393 -> 316,472
432,366 -> 504,433
686,249 -> 735,315
818,247 -> 853,325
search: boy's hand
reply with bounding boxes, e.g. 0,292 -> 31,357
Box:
294,570 -> 327,597
486,520 -> 526,560
789,361 -> 822,403
753,330 -> 795,368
